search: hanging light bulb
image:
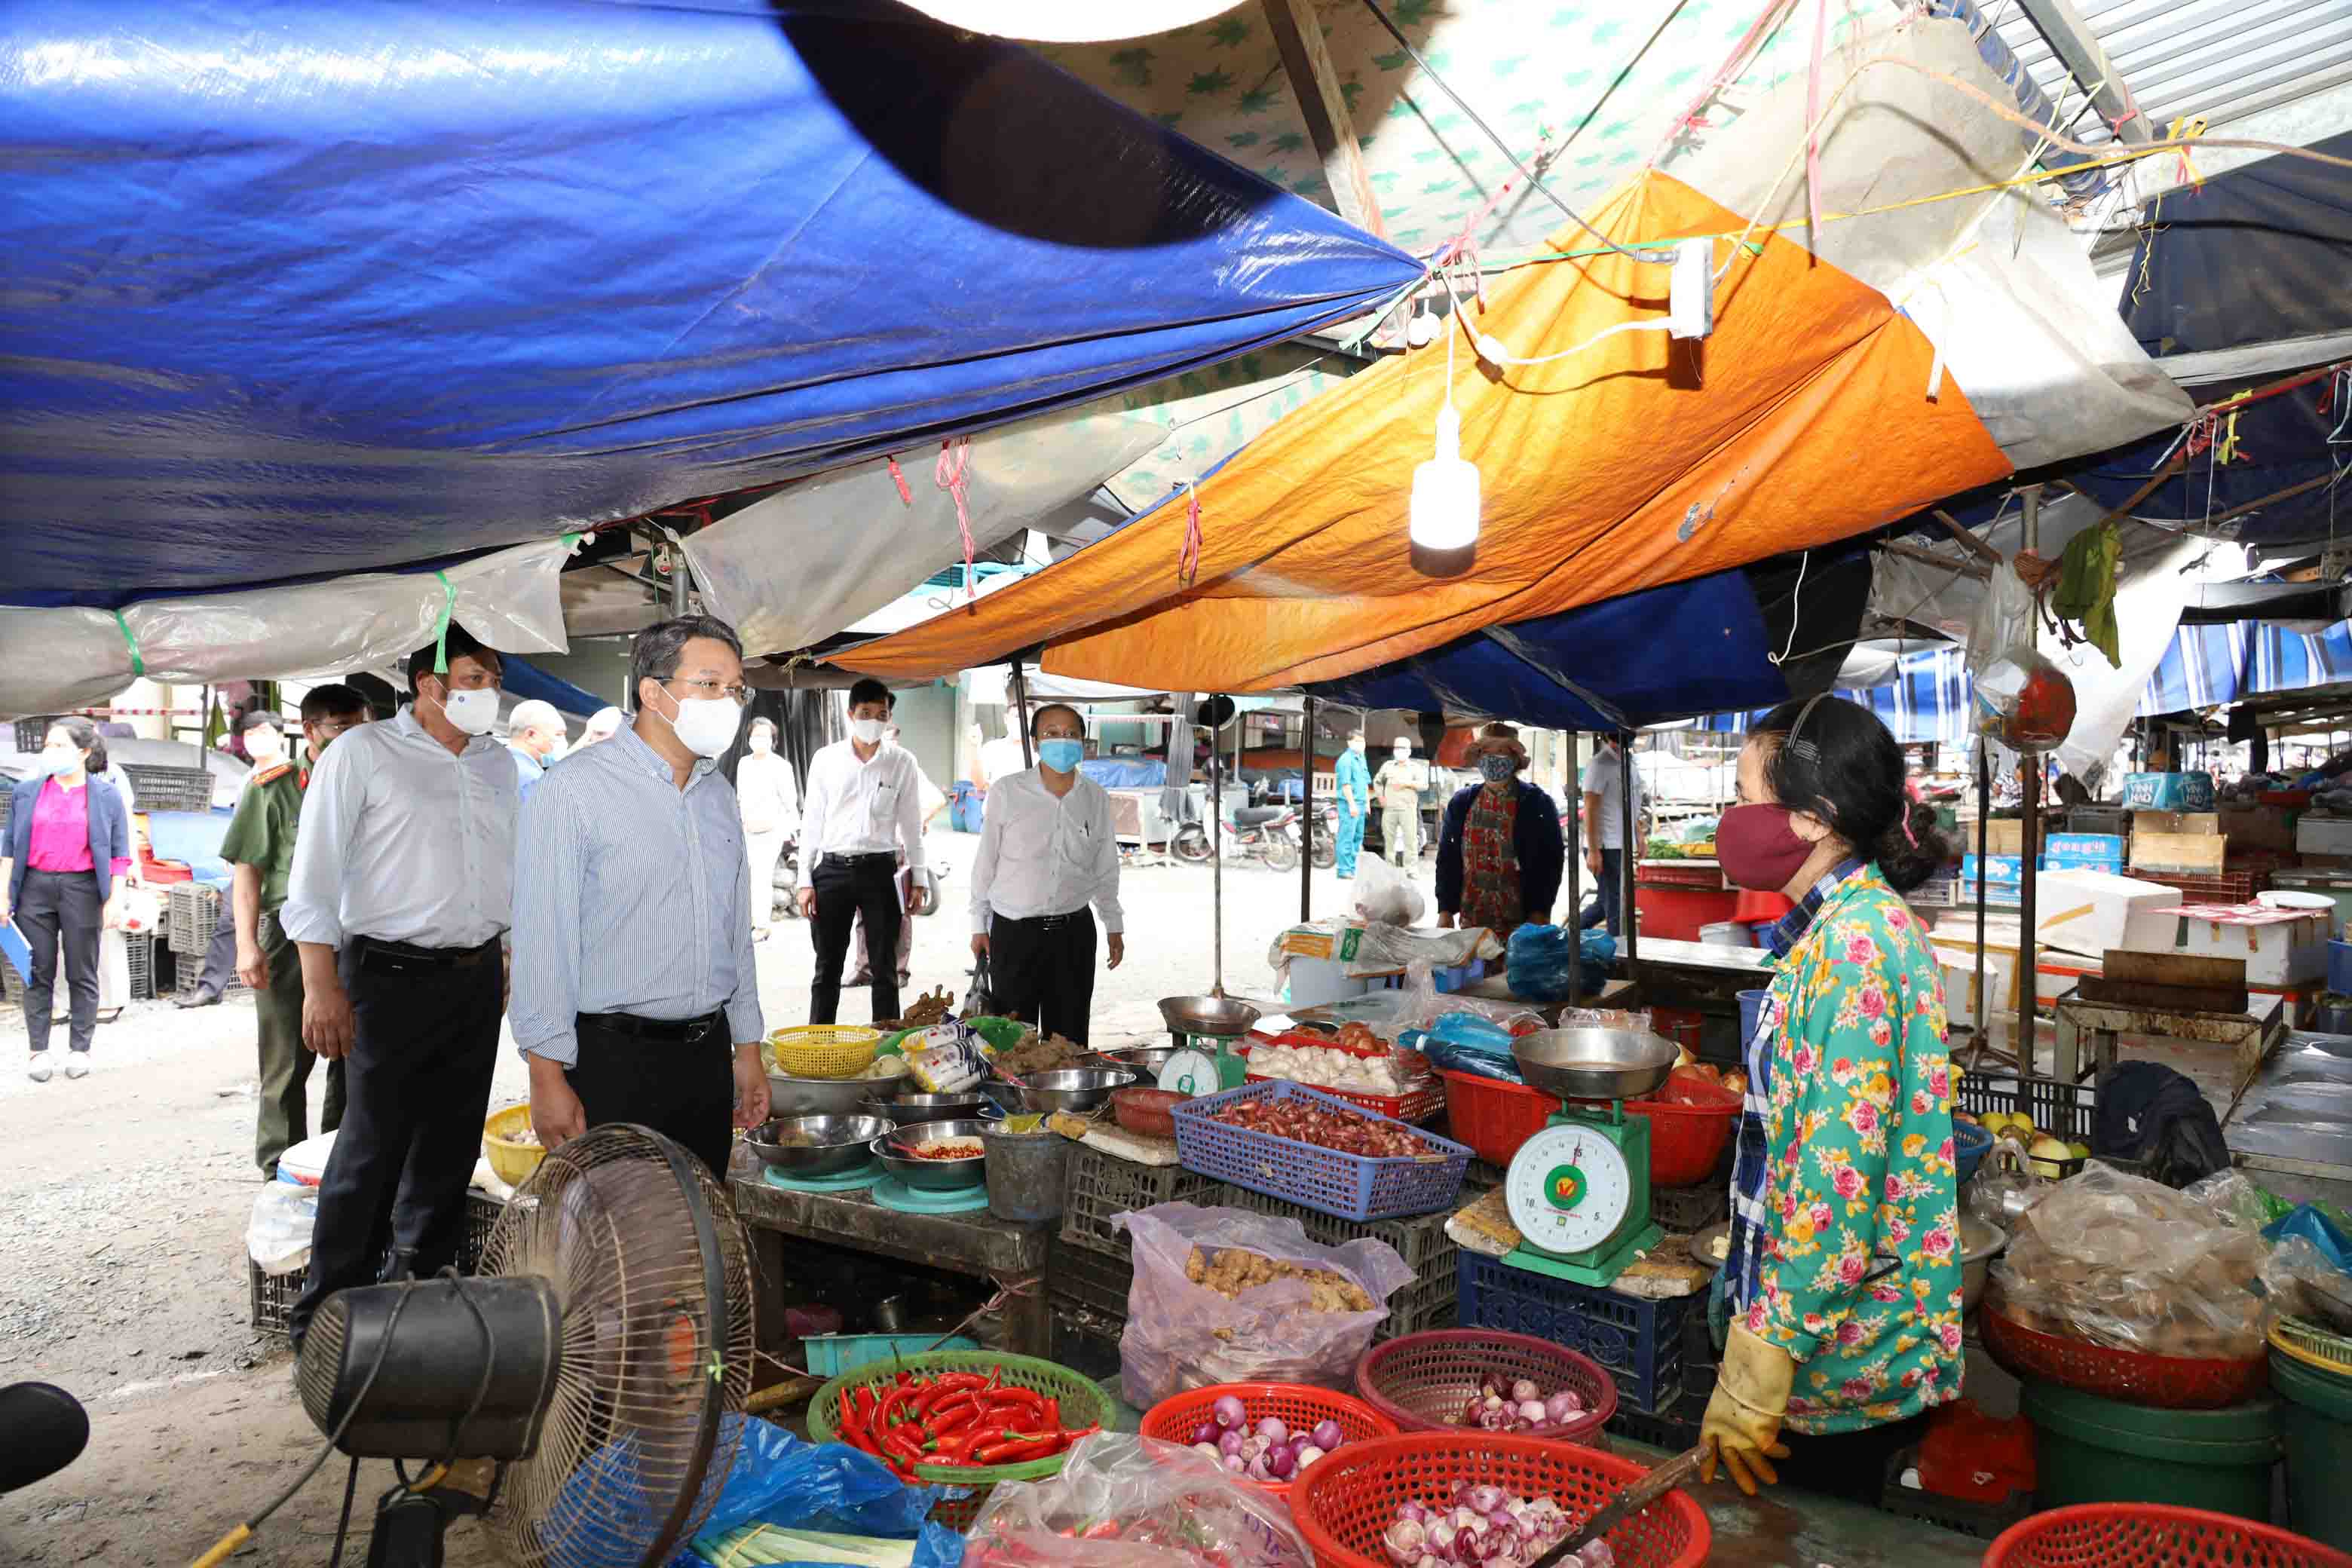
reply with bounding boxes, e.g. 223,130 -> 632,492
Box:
1410,404 -> 1480,577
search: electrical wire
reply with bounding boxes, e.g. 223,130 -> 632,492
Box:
1358,0 -> 1664,265
327,1456 -> 361,1568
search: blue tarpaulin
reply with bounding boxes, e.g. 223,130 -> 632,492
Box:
0,2 -> 1421,608
503,659 -> 605,724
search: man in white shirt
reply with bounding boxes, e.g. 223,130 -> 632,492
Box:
1373,739 -> 1426,870
505,699 -> 565,800
797,678 -> 929,1024
737,715 -> 799,939
1580,733 -> 1643,937
278,624 -> 518,1348
967,705 -> 1124,1046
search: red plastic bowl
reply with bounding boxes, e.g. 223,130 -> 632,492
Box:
1624,1095 -> 1738,1186
1983,1504 -> 2352,1568
1981,1300 -> 2270,1410
1113,1086 -> 1187,1139
1138,1382 -> 1397,1500
1285,1433 -> 1710,1568
1353,1330 -> 1616,1446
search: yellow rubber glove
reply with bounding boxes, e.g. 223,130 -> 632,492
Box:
1698,1321 -> 1796,1496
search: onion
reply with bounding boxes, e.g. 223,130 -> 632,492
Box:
1311,1419 -> 1343,1451
1266,1444 -> 1298,1479
1191,1422 -> 1218,1445
1484,1393 -> 1504,1411
1242,1436 -> 1265,1461
1246,1452 -> 1275,1481
1398,1502 -> 1431,1527
1219,1430 -> 1245,1458
1383,1521 -> 1426,1566
1510,1379 -> 1540,1404
1427,1521 -> 1457,1557
1256,1416 -> 1289,1446
1464,1487 -> 1505,1517
1193,1442 -> 1223,1462
1212,1394 -> 1246,1430
1543,1392 -> 1579,1424
1582,1543 -> 1616,1568
1518,1400 -> 1548,1425
1295,1444 -> 1326,1470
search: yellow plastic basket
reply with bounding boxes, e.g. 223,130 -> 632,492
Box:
766,1024 -> 880,1080
2271,1315 -> 2352,1380
482,1101 -> 546,1187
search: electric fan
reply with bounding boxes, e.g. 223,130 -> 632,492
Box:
199,1124 -> 755,1568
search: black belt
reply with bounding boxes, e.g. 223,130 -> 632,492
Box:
822,851 -> 898,866
997,910 -> 1087,930
351,934 -> 499,969
578,1009 -> 727,1044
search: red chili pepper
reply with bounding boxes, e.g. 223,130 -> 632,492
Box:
880,1427 -> 927,1468
1080,1521 -> 1121,1541
973,1434 -> 1061,1465
928,1406 -> 980,1440
933,1371 -> 988,1394
1041,1395 -> 1060,1432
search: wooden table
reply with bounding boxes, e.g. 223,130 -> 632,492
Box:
2048,988 -> 2288,1108
728,1150 -> 1052,1360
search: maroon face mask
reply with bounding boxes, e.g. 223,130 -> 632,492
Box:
1717,803 -> 1815,891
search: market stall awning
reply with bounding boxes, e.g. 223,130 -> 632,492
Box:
0,1 -> 1421,608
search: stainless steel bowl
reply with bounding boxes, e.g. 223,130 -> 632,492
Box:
870,1118 -> 991,1191
745,1115 -> 893,1177
1511,1027 -> 1678,1101
767,1070 -> 880,1118
1960,1214 -> 2008,1314
1159,993 -> 1263,1040
1015,1066 -> 1136,1114
861,1089 -> 997,1125
1085,1045 -> 1178,1078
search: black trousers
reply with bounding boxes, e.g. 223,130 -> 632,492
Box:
1580,848 -> 1626,936
18,869 -> 101,1055
568,1012 -> 735,1180
809,855 -> 901,1025
988,908 -> 1097,1048
1772,1410 -> 1931,1503
289,937 -> 502,1346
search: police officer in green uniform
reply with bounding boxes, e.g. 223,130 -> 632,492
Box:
220,684 -> 370,1178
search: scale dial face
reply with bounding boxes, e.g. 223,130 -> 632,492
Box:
1505,1123 -> 1635,1255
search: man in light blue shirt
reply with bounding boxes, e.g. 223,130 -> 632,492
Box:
504,699 -> 565,801
509,615 -> 768,1177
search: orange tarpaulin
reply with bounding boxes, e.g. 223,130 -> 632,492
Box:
844,171 -> 2011,691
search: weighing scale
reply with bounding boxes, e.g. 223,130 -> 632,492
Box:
1500,1026 -> 1680,1287
1157,993 -> 1261,1095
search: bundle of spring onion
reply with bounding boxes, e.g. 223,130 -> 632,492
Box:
1381,1483 -> 1614,1568
1183,1392 -> 1345,1482
1458,1375 -> 1585,1432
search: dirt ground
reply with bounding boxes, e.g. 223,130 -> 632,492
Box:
0,829 -> 1389,1566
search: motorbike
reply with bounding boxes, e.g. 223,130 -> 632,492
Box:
1171,798 -> 1301,871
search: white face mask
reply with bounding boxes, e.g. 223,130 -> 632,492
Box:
1393,748 -> 1410,761
247,729 -> 286,763
1349,739 -> 1365,753
749,733 -> 773,755
658,688 -> 740,759
850,718 -> 887,746
436,686 -> 500,737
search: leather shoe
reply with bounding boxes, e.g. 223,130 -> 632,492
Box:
174,990 -> 221,1009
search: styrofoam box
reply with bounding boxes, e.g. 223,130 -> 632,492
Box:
2296,816 -> 2352,858
2173,903 -> 2331,986
2033,868 -> 2182,959
1286,956 -> 1370,1008
1934,940 -> 2100,1027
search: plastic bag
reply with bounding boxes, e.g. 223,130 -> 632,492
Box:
2261,1234 -> 2352,1334
246,1183 -> 317,1273
1967,560 -> 2078,753
963,1433 -> 1309,1568
1113,1204 -> 1416,1406
1503,923 -> 1618,1002
681,1417 -> 963,1567
1392,963 -> 1543,1036
1352,854 -> 1426,927
1988,1162 -> 2272,1358
1346,920 -> 1493,979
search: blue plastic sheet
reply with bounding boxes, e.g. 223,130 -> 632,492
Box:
0,2 -> 1420,607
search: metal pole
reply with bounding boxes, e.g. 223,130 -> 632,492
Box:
1210,703 -> 1225,997
1301,696 -> 1318,921
2017,484 -> 2043,1076
1009,660 -> 1035,769
1972,743 -> 1991,1069
1565,728 -> 1582,1003
1619,729 -> 1638,967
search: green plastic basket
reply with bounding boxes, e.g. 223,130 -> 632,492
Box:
807,1349 -> 1114,1485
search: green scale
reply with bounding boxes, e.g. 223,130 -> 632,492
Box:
1157,992 -> 1262,1095
1500,1027 -> 1681,1287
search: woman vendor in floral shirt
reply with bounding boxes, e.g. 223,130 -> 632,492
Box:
1703,695 -> 1964,1501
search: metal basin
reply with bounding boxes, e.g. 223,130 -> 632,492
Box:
1960,1214 -> 2008,1314
1511,1027 -> 1678,1102
767,1070 -> 878,1119
871,1118 -> 990,1191
745,1115 -> 892,1178
1015,1066 -> 1136,1114
861,1089 -> 997,1125
1085,1045 -> 1178,1078
1159,994 -> 1263,1040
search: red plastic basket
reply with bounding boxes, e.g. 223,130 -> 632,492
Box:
1435,1068 -> 1557,1166
1980,1300 -> 2271,1409
1983,1504 -> 2352,1568
1286,1433 -> 1710,1568
1622,1097 -> 1738,1187
1246,1074 -> 1447,1125
1352,1329 -> 1616,1446
1137,1382 -> 1398,1501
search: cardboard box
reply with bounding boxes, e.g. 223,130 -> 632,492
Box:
2133,811 -> 2219,835
1985,819 -> 2040,857
2123,772 -> 2218,811
2218,807 -> 2297,855
2131,831 -> 2230,874
1961,854 -> 2030,882
2045,832 -> 2125,872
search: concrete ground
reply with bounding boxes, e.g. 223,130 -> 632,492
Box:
0,827 -> 1403,1566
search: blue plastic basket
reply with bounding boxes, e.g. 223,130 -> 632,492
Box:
1953,1118 -> 1995,1187
2329,939 -> 2352,996
799,1332 -> 979,1376
1455,1253 -> 1692,1414
1170,1080 -> 1472,1222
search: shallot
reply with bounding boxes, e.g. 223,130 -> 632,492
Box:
1381,1483 -> 1615,1568
1456,1374 -> 1586,1433
1212,1394 -> 1247,1430
1185,1392 -> 1355,1481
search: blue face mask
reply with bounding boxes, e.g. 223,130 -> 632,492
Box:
1478,754 -> 1518,783
1037,738 -> 1084,773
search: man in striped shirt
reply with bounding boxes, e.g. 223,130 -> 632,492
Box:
510,615 -> 770,1176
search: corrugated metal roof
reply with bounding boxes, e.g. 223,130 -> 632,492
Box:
1989,0 -> 2352,146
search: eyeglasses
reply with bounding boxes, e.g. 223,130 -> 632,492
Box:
669,677 -> 752,709
311,720 -> 360,742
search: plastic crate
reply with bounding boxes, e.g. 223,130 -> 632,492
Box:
800,1333 -> 983,1376
125,933 -> 159,1001
1047,1236 -> 1134,1325
167,882 -> 220,954
1456,1253 -> 1692,1414
1602,1389 -> 1706,1453
1909,875 -> 1963,908
1216,1187 -> 1459,1340
124,764 -> 213,813
1958,1072 -> 2097,1144
1649,1183 -> 1728,1233
458,1190 -> 503,1275
174,951 -> 245,997
2138,868 -> 2265,904
1879,1447 -> 2037,1542
1171,1080 -> 1472,1223
1242,1073 -> 1447,1125
1048,1303 -> 1124,1384
1058,1144 -> 1221,1258
14,716 -> 51,751
250,1259 -> 302,1337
